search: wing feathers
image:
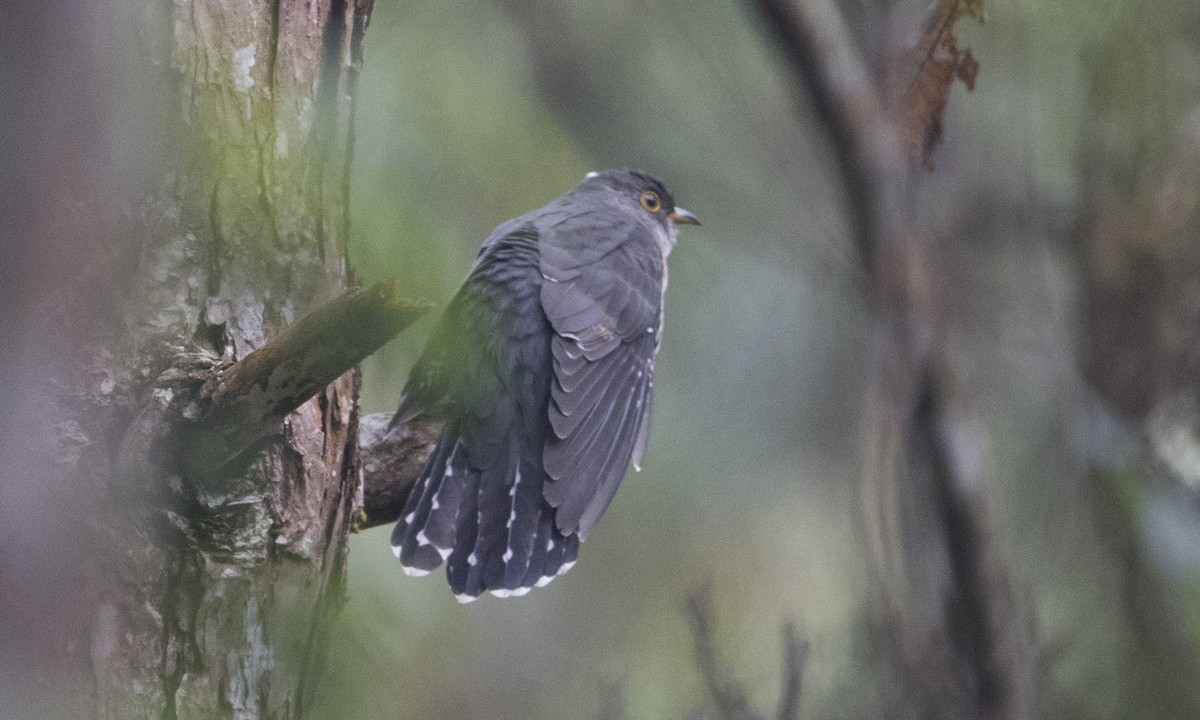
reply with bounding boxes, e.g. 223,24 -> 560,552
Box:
578,376 -> 652,533
540,231 -> 664,539
546,358 -> 649,536
549,350 -> 630,436
631,377 -> 655,471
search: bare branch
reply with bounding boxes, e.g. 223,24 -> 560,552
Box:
775,621 -> 807,720
181,280 -> 429,483
748,0 -> 983,269
745,1 -> 1030,718
686,587 -> 759,720
357,412 -> 440,530
685,586 -> 807,720
747,0 -> 903,275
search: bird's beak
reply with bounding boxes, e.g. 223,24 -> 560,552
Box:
669,207 -> 701,226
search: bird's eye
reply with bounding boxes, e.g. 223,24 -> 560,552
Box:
639,190 -> 662,213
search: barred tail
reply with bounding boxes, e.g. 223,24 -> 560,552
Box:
393,420 -> 582,601
391,426 -> 470,575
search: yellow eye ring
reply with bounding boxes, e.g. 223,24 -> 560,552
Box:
639,190 -> 662,213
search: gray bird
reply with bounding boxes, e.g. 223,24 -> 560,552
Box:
389,168 -> 698,602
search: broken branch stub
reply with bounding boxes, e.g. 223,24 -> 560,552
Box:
180,280 -> 429,484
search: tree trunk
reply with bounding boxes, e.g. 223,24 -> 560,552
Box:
3,1 -> 377,718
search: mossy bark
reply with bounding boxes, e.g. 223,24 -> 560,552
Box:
25,1 -> 376,718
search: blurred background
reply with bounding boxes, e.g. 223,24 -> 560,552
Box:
5,0 -> 1200,718
312,1 -> 1200,718
323,2 -> 868,718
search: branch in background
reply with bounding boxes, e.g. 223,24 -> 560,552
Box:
357,412 -> 441,530
749,0 -> 984,268
748,0 -> 902,276
912,375 -> 1013,713
685,586 -> 808,720
180,280 -> 429,483
775,622 -> 806,720
746,1 -> 1031,718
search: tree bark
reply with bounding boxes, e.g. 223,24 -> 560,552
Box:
5,1 -> 383,718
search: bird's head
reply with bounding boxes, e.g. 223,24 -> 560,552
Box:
578,168 -> 699,255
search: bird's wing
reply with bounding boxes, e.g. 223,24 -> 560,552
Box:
539,224 -> 663,538
391,224 -> 539,426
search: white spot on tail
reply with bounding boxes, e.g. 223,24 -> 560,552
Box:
502,548 -> 513,562
402,566 -> 430,577
536,575 -> 556,587
445,442 -> 458,479
467,552 -> 478,566
416,529 -> 431,547
584,171 -> 600,179
404,512 -> 415,524
490,588 -> 513,598
512,586 -> 531,597
505,468 -> 521,529
455,593 -> 477,604
548,538 -> 555,551
557,560 -> 576,576
391,544 -> 403,558
431,495 -> 440,511
436,545 -> 452,561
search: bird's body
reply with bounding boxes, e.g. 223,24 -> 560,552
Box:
390,169 -> 697,602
